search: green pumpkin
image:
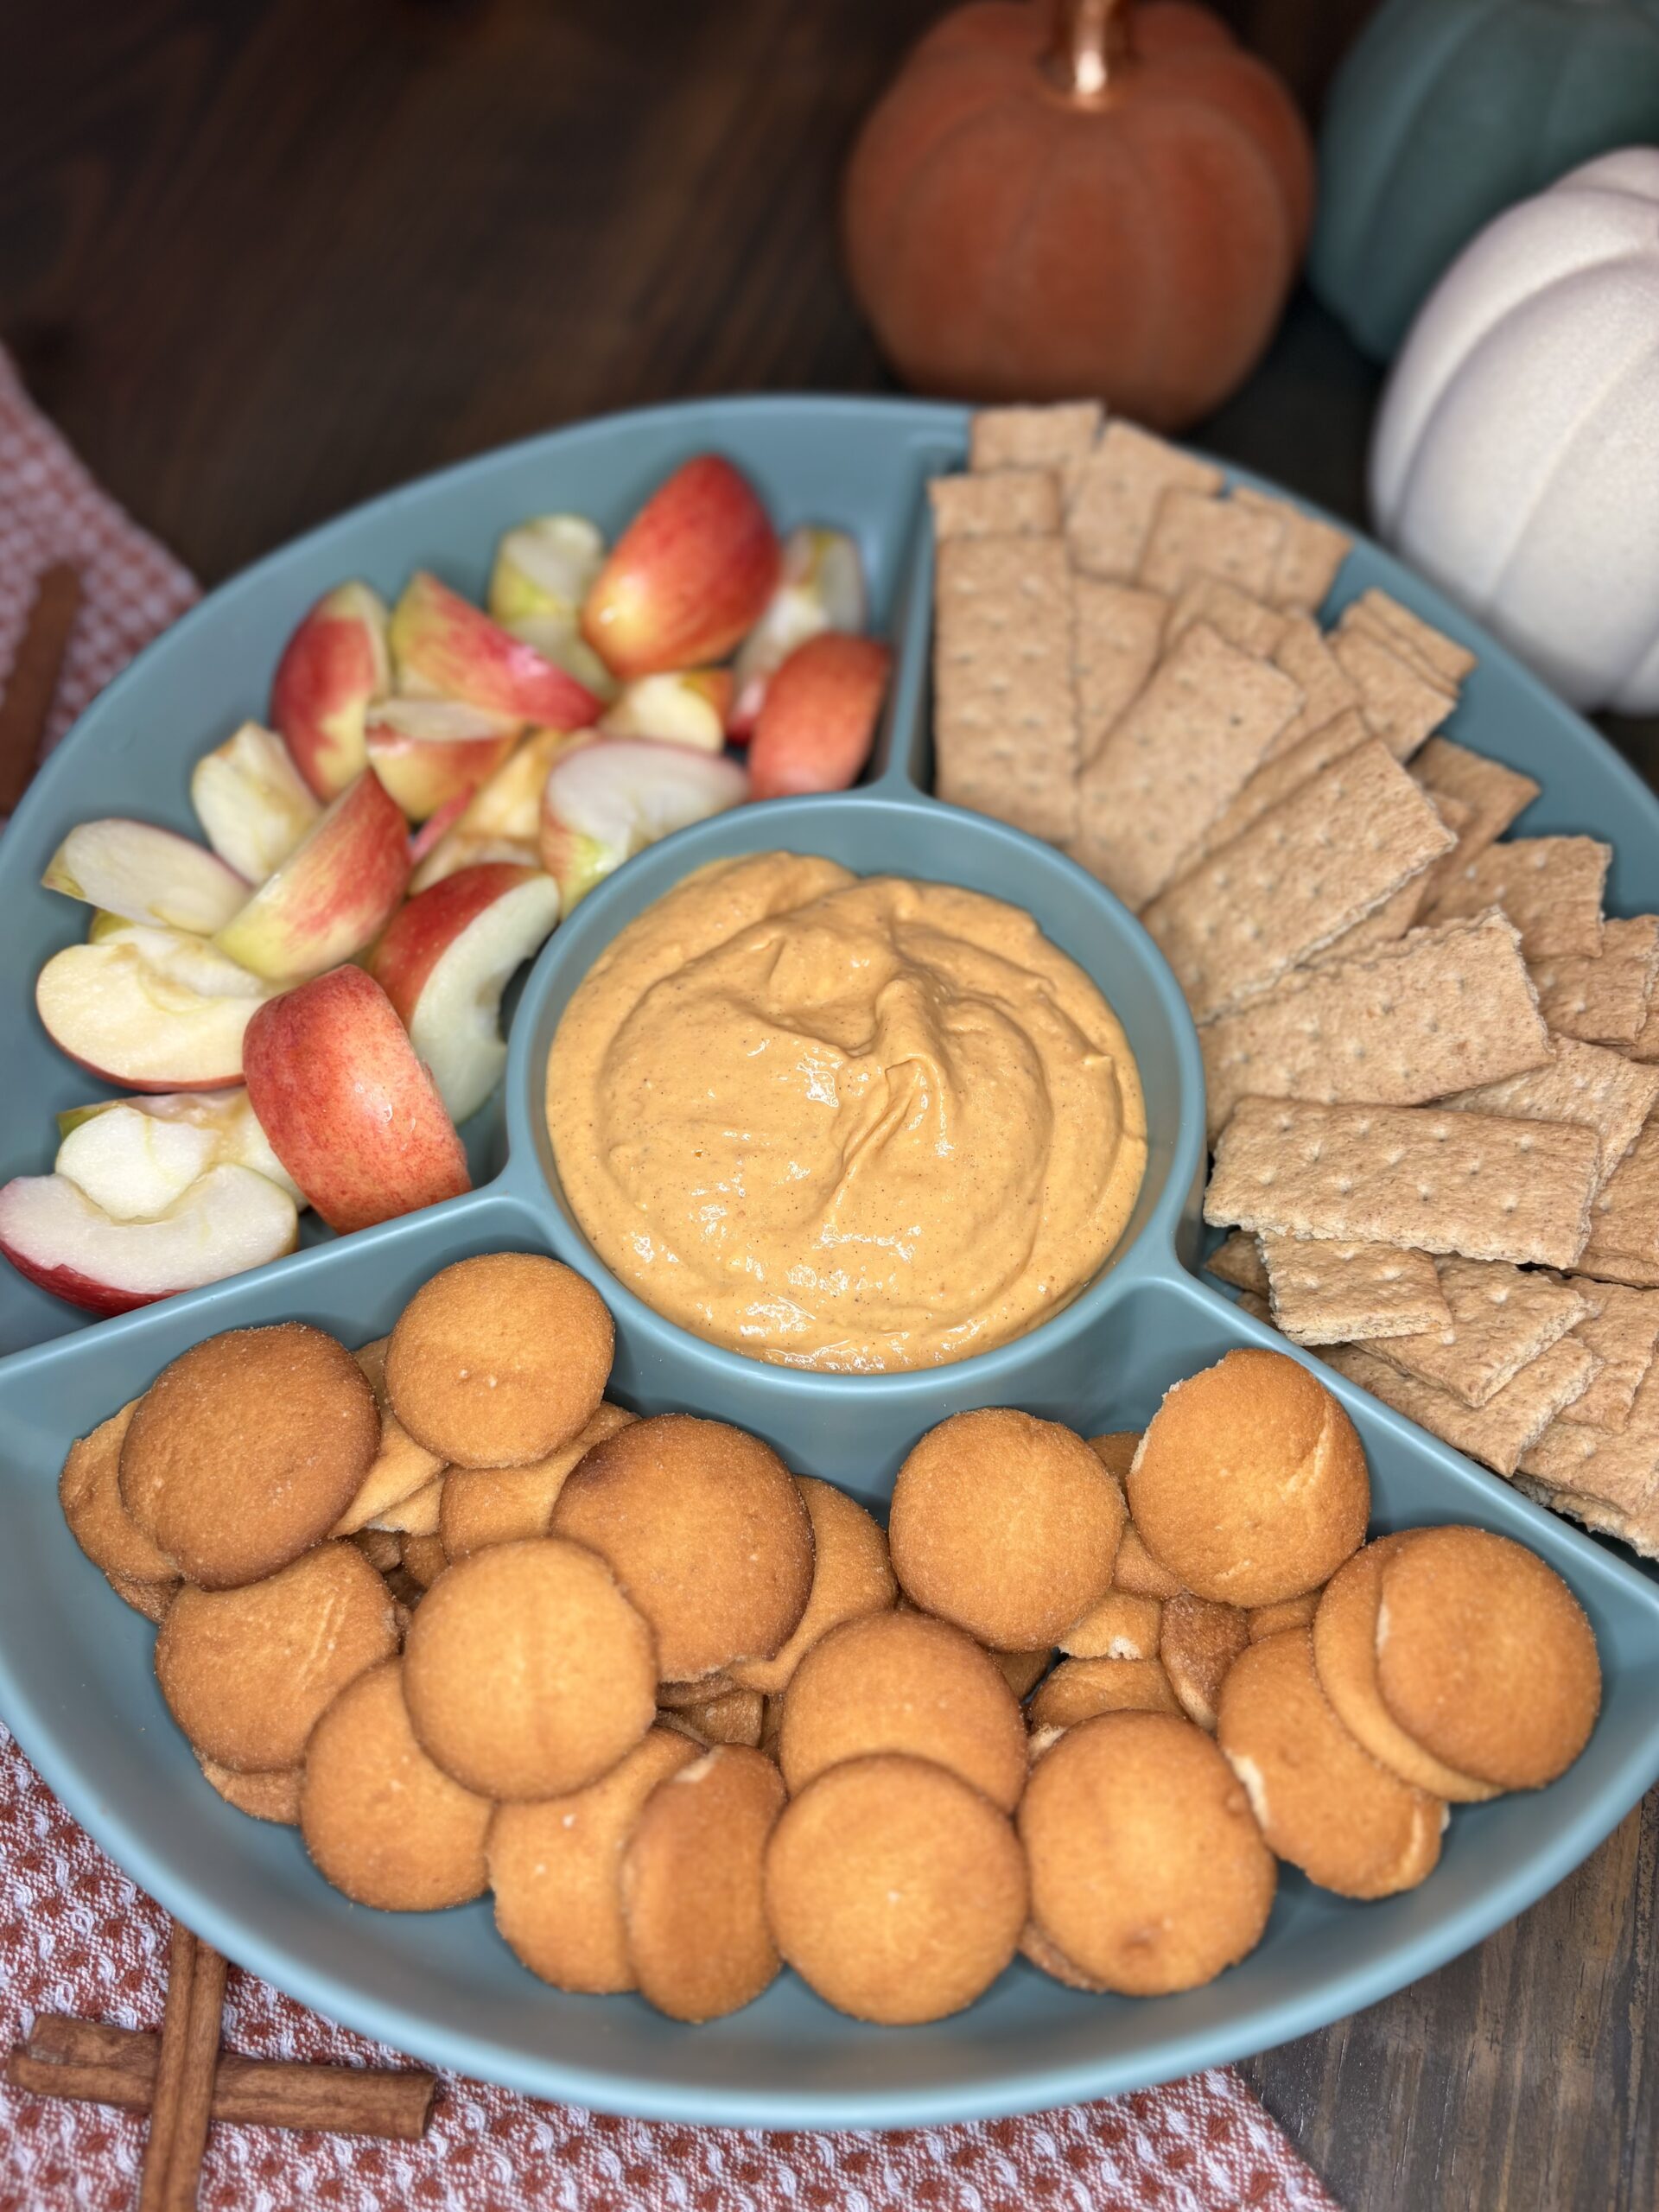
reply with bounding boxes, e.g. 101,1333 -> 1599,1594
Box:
1309,0 -> 1659,359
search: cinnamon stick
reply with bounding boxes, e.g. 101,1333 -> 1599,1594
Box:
138,1922 -> 200,2212
12,2014 -> 435,2140
0,559 -> 79,811
163,1939 -> 226,2210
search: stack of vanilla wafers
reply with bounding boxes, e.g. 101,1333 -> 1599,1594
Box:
931,404 -> 1659,1560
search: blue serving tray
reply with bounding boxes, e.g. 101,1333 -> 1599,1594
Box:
1,396 -> 1656,2129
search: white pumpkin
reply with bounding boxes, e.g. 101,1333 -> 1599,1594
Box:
1371,148 -> 1659,713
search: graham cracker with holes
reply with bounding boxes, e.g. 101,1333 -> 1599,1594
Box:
1305,791 -> 1473,966
1233,487 -> 1351,613
1362,1257 -> 1591,1408
1072,578 -> 1167,769
1143,740 -> 1455,1023
1529,917 -> 1659,1046
1268,617 -> 1363,754
1138,489 -> 1283,600
1341,588 -> 1477,689
1072,620 -> 1301,909
1259,1234 -> 1450,1346
1204,1097 -> 1599,1268
1332,626 -> 1454,761
1520,1351 -> 1659,1523
1446,1039 -> 1659,1191
1065,423 -> 1222,581
1205,1230 -> 1268,1296
1425,836 -> 1611,959
1410,737 -> 1541,912
1575,1116 -> 1659,1285
1198,911 -> 1547,1138
932,532 -> 1077,843
928,469 -> 1061,541
1164,575 -> 1287,659
1192,706 -> 1370,868
1557,1281 -> 1659,1433
969,403 -> 1103,480
1327,1336 -> 1599,1478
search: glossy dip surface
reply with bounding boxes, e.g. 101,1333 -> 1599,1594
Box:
545,852 -> 1147,1370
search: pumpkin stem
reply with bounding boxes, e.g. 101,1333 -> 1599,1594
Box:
1041,0 -> 1131,103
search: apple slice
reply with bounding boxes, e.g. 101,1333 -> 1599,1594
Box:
599,669 -> 732,753
408,727 -> 584,890
502,613 -> 618,703
747,632 -> 893,800
56,1103 -> 217,1218
538,738 -> 747,911
488,515 -> 606,625
242,965 -> 473,1232
581,455 -> 780,679
372,862 -> 561,1122
214,769 -> 410,982
728,525 -> 867,737
56,1088 -> 304,1207
36,927 -> 279,1090
270,582 -> 391,799
364,698 -> 522,822
43,819 -> 249,935
0,1165 -> 298,1316
190,721 -> 321,883
389,571 -> 601,729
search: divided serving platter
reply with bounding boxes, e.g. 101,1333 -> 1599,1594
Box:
1,396 -> 1657,2128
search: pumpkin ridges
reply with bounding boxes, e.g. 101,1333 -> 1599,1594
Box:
1113,52 -> 1313,250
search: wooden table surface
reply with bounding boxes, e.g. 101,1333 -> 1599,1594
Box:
2,3 -> 1655,2204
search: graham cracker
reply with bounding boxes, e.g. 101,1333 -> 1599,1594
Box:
1629,995 -> 1659,1064
1529,917 -> 1659,1046
1576,1114 -> 1659,1283
1425,836 -> 1611,959
1520,1352 -> 1659,1517
1516,1468 -> 1659,1559
1205,1230 -> 1268,1295
928,469 -> 1061,541
1304,791 -> 1473,967
970,403 -> 1103,480
1073,578 -> 1167,769
1204,1098 -> 1599,1269
1410,737 -> 1541,912
1164,576 -> 1287,660
1447,1039 -> 1659,1191
1198,911 -> 1548,1138
1192,707 -> 1369,868
932,533 -> 1077,843
1269,617 -> 1363,755
1332,626 -> 1454,761
1236,1289 -> 1274,1325
1557,1281 -> 1659,1433
1233,487 -> 1351,612
1072,620 -> 1301,910
1341,588 -> 1477,689
1326,1336 -> 1599,1478
1066,423 -> 1222,582
1138,489 -> 1283,600
1142,740 -> 1455,1023
1363,1257 -> 1591,1408
1260,1233 -> 1450,1346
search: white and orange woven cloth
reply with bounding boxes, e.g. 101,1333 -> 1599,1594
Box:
0,353 -> 1339,2212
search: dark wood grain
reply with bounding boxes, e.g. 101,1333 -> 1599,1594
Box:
1,4 -> 1654,2208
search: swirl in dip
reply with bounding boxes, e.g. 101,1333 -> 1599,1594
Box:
545,852 -> 1147,1372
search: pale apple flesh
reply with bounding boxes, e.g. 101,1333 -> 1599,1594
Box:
747,631 -> 893,801
54,1088 -> 304,1208
581,454 -> 780,679
269,581 -> 391,799
600,669 -> 733,753
488,515 -> 606,626
43,818 -> 249,935
190,721 -> 321,883
729,525 -> 868,736
242,965 -> 472,1233
389,570 -> 601,729
0,1164 -> 298,1315
363,698 -> 522,821
371,862 -> 561,1122
538,738 -> 747,910
36,927 -> 279,1090
408,727 -> 583,891
213,769 -> 410,982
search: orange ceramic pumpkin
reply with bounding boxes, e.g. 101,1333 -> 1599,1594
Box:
842,0 -> 1313,429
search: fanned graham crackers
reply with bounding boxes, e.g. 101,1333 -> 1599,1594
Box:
1326,1336 -> 1599,1478
1340,588 -> 1478,689
1425,836 -> 1611,959
1073,579 -> 1166,768
1138,490 -> 1283,601
1332,624 -> 1454,761
1529,916 -> 1659,1046
969,403 -> 1103,480
1576,1115 -> 1659,1285
928,469 -> 1062,541
1259,1235 -> 1449,1346
1360,1258 -> 1591,1409
1446,1039 -> 1659,1192
1065,423 -> 1221,581
1557,1281 -> 1659,1433
1232,488 -> 1351,612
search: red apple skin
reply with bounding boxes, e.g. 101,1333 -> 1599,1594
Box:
391,572 -> 601,728
370,862 -> 543,1025
241,967 -> 472,1233
408,787 -> 474,870
581,456 -> 780,680
0,1236 -> 154,1316
747,632 -> 893,800
270,582 -> 390,799
214,770 -> 411,982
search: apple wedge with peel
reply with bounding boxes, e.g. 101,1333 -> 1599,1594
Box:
364,698 -> 521,822
55,1089 -> 304,1209
581,455 -> 780,679
36,927 -> 280,1090
729,525 -> 867,737
599,669 -> 732,753
242,966 -> 472,1232
390,571 -> 602,729
0,1165 -> 298,1316
538,738 -> 747,911
43,819 -> 249,935
371,863 -> 561,1122
214,769 -> 410,982
191,721 -> 321,883
488,515 -> 606,626
502,613 -> 618,703
748,632 -> 893,800
409,726 -> 584,890
270,581 -> 391,799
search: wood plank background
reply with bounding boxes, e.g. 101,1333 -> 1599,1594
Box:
1,4 -> 1655,2204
